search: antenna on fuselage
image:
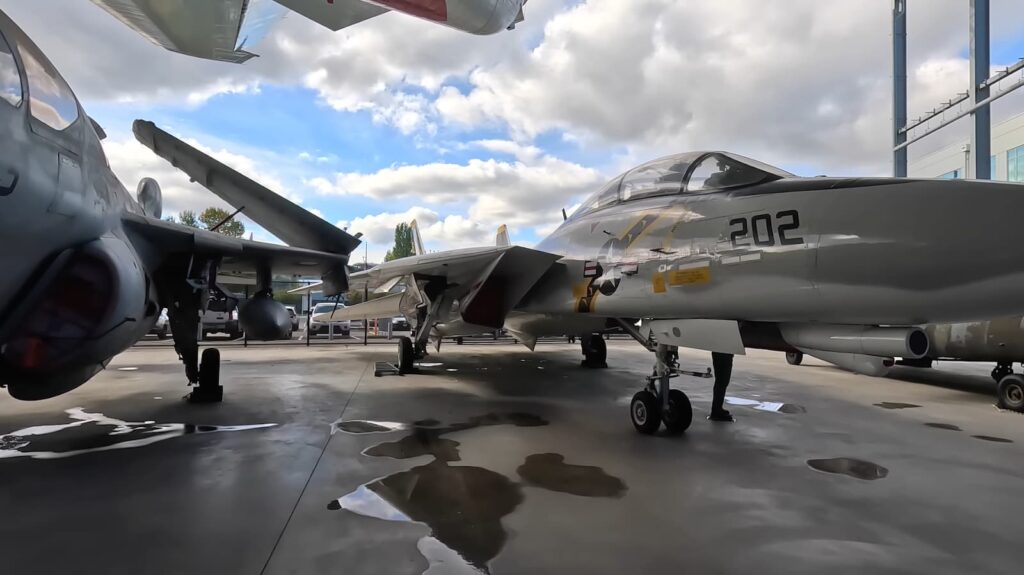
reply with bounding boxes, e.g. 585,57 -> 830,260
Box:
561,208 -> 567,221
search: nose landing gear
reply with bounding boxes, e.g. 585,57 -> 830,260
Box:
629,344 -> 708,435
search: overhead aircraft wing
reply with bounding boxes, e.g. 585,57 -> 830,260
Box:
91,0 -> 387,62
122,212 -> 350,292
133,120 -> 361,257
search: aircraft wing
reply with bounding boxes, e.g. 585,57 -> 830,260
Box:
91,0 -> 387,62
133,120 -> 361,257
122,212 -> 351,292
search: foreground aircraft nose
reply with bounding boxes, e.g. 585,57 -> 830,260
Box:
813,178 -> 1024,324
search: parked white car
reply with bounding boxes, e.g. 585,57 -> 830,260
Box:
309,302 -> 350,336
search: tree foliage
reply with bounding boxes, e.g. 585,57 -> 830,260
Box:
384,223 -> 414,262
167,207 -> 245,237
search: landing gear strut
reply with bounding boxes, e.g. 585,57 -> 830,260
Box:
629,344 -> 700,435
581,333 -> 607,368
160,256 -> 224,403
992,363 -> 1013,383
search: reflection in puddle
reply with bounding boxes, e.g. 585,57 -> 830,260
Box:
925,422 -> 962,431
517,453 -> 627,498
972,435 -> 1014,443
331,420 -> 406,435
807,458 -> 889,480
726,396 -> 806,414
874,402 -> 921,410
0,408 -> 276,461
331,413 -> 550,573
332,460 -> 522,571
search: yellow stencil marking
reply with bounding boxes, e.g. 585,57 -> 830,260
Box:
652,273 -> 667,294
668,268 -> 711,286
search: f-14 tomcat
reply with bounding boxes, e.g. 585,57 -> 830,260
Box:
91,0 -> 528,63
0,10 -> 360,402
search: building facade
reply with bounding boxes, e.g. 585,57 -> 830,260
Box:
909,112 -> 1024,181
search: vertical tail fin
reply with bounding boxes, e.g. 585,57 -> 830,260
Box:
410,219 -> 426,256
495,224 -> 510,247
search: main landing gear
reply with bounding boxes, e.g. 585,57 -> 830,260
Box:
992,363 -> 1024,412
580,333 -> 607,368
629,344 -> 708,435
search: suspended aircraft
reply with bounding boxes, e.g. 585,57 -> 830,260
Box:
0,10 -> 360,402
90,0 -> 528,63
137,119 -> 1024,433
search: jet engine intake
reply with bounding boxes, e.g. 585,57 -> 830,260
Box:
239,293 -> 291,340
779,324 -> 929,359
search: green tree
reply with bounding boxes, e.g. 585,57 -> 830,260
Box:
198,207 -> 245,238
177,210 -> 199,228
384,223 -> 414,261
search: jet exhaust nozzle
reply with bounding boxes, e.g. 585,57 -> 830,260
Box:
780,324 -> 929,359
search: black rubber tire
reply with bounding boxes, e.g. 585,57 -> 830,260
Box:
398,336 -> 415,374
996,374 -> 1024,412
157,329 -> 168,340
662,389 -> 693,434
200,348 -> 220,387
630,390 -> 661,435
456,337 -> 464,345
786,351 -> 803,366
582,334 -> 608,368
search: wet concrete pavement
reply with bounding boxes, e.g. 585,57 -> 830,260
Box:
1,343 -> 1022,574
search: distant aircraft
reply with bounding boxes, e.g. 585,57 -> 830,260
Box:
143,120 -> 1024,434
90,0 -> 528,63
784,317 -> 1024,412
0,10 -> 360,402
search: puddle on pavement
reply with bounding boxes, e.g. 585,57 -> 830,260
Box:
331,460 -> 522,571
726,396 -> 806,414
925,422 -> 962,431
0,408 -> 276,461
972,435 -> 1013,443
807,458 -> 889,480
873,402 -> 921,410
517,453 -> 627,498
331,420 -> 406,435
331,412 -> 550,573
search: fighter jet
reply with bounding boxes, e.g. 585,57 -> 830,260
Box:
90,0 -> 528,63
141,119 -> 1024,434
0,10 -> 360,402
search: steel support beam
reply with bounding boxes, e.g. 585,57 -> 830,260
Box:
970,0 -> 991,179
892,0 -> 908,177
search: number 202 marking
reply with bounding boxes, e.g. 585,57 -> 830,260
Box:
729,210 -> 803,248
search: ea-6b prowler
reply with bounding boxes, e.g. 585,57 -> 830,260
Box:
0,10 -> 360,402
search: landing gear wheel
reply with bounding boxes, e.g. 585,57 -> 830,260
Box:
581,334 -> 608,368
996,374 -> 1024,412
397,336 -> 415,375
786,351 -> 803,366
157,328 -> 168,340
187,348 -> 223,403
662,389 -> 693,434
630,390 -> 661,435
992,363 -> 1013,383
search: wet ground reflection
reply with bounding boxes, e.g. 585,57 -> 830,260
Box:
807,457 -> 889,480
330,412 -> 626,574
725,396 -> 806,414
874,402 -> 921,410
517,453 -> 627,498
330,420 -> 406,435
0,408 -> 276,461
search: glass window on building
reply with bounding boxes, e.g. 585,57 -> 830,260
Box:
939,169 -> 961,179
991,155 -> 998,180
1010,146 -> 1024,183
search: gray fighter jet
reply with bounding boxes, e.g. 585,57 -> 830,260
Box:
0,10 -> 360,402
90,0 -> 528,63
139,120 -> 1024,433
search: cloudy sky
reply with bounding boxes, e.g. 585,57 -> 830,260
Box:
2,0 -> 1023,260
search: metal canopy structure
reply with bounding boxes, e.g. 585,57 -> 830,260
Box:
893,0 -> 1024,178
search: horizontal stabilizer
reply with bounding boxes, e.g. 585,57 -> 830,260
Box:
312,293 -> 403,322
273,0 -> 388,31
133,120 -> 361,256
